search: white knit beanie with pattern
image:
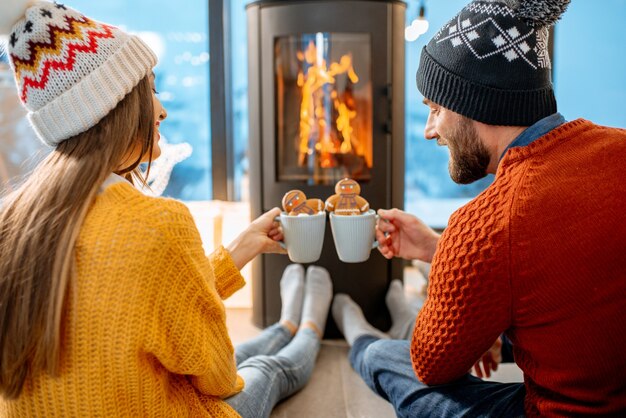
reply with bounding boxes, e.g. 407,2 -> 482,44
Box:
0,0 -> 157,146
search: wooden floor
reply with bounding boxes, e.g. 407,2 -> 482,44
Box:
226,308 -> 523,418
270,339 -> 396,418
226,308 -> 395,417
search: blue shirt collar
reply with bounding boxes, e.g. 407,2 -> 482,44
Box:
500,112 -> 566,161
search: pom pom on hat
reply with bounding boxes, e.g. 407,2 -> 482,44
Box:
0,0 -> 32,34
515,0 -> 571,28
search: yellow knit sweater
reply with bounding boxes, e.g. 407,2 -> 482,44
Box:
0,182 -> 245,417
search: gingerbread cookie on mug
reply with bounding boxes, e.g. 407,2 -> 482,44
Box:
282,189 -> 324,216
325,178 -> 370,216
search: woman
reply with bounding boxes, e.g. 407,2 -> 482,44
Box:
0,1 -> 331,417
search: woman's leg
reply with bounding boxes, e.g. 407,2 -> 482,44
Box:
226,329 -> 321,418
235,323 -> 292,366
234,264 -> 305,365
226,266 -> 333,418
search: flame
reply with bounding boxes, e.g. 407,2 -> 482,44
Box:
297,40 -> 361,166
336,101 -> 356,153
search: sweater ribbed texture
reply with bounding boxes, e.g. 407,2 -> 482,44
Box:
411,120 -> 626,416
0,183 -> 245,417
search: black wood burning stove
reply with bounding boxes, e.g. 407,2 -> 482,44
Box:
247,0 -> 406,336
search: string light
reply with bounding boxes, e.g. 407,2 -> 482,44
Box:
405,1 -> 429,42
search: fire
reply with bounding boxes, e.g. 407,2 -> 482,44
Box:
296,41 -> 361,167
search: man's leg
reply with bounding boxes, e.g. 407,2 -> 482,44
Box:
350,338 -> 526,418
332,294 -> 389,344
386,279 -> 421,340
501,334 -> 515,363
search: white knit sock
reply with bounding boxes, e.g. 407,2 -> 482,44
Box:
300,266 -> 333,334
386,280 -> 417,340
279,264 -> 305,327
332,294 -> 388,346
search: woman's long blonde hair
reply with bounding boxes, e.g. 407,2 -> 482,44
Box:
0,76 -> 154,399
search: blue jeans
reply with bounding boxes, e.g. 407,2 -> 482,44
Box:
225,324 -> 320,418
350,336 -> 526,418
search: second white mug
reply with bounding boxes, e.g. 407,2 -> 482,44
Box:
329,209 -> 378,263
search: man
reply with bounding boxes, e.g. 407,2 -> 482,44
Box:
332,0 -> 626,416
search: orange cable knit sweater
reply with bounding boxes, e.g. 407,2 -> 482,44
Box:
1,182 -> 245,417
411,120 -> 626,416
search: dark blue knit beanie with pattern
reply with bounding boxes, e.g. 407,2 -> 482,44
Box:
417,0 -> 570,126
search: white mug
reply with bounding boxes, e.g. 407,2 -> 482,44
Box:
329,209 -> 378,263
275,211 -> 326,263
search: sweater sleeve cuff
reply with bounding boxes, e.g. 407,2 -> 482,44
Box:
221,375 -> 245,399
210,246 -> 245,300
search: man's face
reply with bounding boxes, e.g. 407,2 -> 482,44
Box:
423,99 -> 491,184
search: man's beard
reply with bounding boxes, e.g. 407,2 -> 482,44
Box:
445,117 -> 491,184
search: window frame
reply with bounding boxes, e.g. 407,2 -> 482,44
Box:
209,0 -> 235,200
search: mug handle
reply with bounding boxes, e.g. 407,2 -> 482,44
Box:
274,215 -> 287,250
373,214 -> 393,249
372,214 -> 380,249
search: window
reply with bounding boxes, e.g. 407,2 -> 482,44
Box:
1,52 -> 45,189
2,0 -> 624,213
70,0 -> 212,200
404,0 -> 493,228
403,0 -> 626,228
